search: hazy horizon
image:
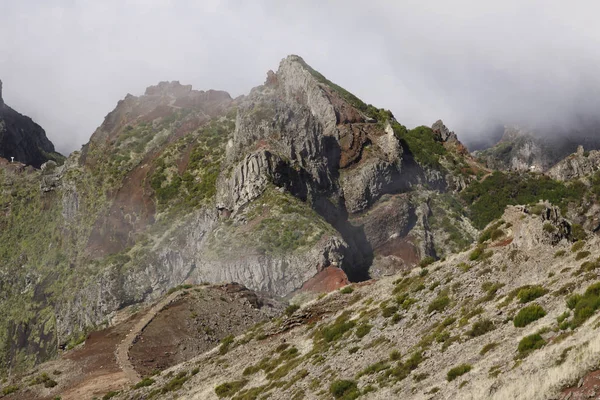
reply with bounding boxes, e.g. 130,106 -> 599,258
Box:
2,1 -> 600,155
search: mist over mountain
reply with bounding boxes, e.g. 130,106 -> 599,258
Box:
2,1 -> 600,154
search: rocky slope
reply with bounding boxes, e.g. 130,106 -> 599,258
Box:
0,56 -> 479,376
2,55 -> 600,400
94,202 -> 600,400
0,80 -> 63,168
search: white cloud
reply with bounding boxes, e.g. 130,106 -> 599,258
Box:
1,0 -> 600,153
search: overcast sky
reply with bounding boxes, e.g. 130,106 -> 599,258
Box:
1,1 -> 600,154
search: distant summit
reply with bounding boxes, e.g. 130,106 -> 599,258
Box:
0,79 -> 63,168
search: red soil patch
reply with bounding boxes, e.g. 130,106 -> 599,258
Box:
492,238 -> 514,247
298,267 -> 349,293
376,236 -> 420,266
562,369 -> 600,399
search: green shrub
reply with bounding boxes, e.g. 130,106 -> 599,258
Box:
556,311 -> 570,324
576,251 -> 591,261
517,286 -> 548,303
340,286 -> 354,294
447,364 -> 472,381
357,361 -> 390,378
543,223 -> 557,233
461,171 -> 584,229
30,372 -> 58,388
161,371 -> 189,393
571,224 -> 588,241
219,335 -> 235,355
285,304 -> 300,316
103,392 -> 120,400
566,282 -> 600,327
134,377 -> 155,389
392,123 -> 448,169
215,380 -> 248,398
390,350 -> 402,361
355,324 -> 372,339
381,305 -> 398,318
469,245 -> 493,262
517,333 -> 546,357
428,294 -> 450,313
571,241 -> 585,253
319,313 -> 356,342
514,304 -> 546,327
554,250 -> 566,258
468,319 -> 495,337
457,262 -> 471,272
330,380 -> 359,399
2,385 -> 19,395
419,256 -> 435,268
480,342 -> 498,356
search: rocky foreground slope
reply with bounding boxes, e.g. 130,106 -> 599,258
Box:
6,200 -> 598,399
102,203 -> 600,400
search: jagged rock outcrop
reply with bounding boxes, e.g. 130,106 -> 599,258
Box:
547,146 -> 600,181
474,126 -> 547,172
0,80 -> 63,168
432,119 -> 459,144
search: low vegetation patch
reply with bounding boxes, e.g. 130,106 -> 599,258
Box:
355,324 -> 372,339
340,286 -> 354,294
447,364 -> 472,381
285,304 -> 300,316
480,342 -> 499,356
571,241 -> 586,253
219,335 -> 235,355
427,293 -> 451,313
463,171 -> 586,229
469,245 -> 493,261
330,379 -> 360,400
517,286 -> 548,303
514,304 -> 546,327
318,312 -> 356,343
215,380 -> 248,398
134,377 -> 155,389
468,319 -> 495,337
566,282 -> 600,328
30,372 -> 58,388
517,333 -> 546,357
419,256 -> 435,268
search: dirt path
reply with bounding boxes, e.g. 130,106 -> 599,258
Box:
115,290 -> 183,383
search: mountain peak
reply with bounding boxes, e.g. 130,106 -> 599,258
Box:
0,80 -> 63,167
144,80 -> 192,97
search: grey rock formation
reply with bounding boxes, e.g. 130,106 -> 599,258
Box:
547,148 -> 600,181
432,119 -> 459,143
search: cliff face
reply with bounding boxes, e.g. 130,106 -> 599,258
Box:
0,56 -> 478,375
0,80 -> 63,168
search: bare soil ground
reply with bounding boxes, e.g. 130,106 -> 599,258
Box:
2,284 -> 281,400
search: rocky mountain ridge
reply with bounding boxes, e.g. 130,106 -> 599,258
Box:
0,55 -> 481,376
474,124 -> 600,173
2,55 -> 600,400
